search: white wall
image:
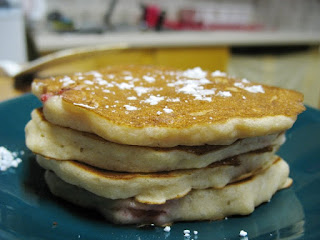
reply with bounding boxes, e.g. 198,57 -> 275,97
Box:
0,8 -> 27,63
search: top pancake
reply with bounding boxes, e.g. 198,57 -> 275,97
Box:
32,65 -> 305,147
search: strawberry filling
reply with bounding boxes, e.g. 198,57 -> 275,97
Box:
40,89 -> 67,103
40,93 -> 53,103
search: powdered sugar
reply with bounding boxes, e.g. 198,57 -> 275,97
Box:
216,91 -> 232,97
97,79 -> 111,86
83,80 -> 94,85
107,74 -> 115,79
234,82 -> 265,93
244,85 -> 265,93
61,76 -> 75,87
85,71 -> 103,78
242,78 -> 250,83
211,70 -> 227,77
127,96 -> 137,100
175,81 -> 216,102
166,97 -> 180,102
182,67 -> 207,79
143,75 -> 156,83
117,82 -> 135,90
0,146 -> 23,171
163,226 -> 171,232
165,68 -> 218,102
239,230 -> 248,239
124,76 -> 133,81
163,107 -> 173,113
124,105 -> 138,111
133,86 -> 150,96
142,95 -> 164,105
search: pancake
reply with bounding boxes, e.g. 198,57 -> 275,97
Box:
26,65 -> 304,225
36,146 -> 280,204
44,157 -> 291,225
26,108 -> 285,172
31,65 -> 305,147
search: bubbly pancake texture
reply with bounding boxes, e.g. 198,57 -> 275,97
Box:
32,65 -> 305,146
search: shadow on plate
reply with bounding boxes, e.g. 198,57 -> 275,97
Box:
21,153 -> 105,223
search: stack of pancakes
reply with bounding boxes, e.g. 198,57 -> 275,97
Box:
25,65 -> 305,225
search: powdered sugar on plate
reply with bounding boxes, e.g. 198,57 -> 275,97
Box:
0,146 -> 23,171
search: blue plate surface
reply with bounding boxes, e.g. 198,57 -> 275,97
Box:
0,94 -> 319,240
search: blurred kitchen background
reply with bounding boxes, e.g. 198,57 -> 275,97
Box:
0,0 -> 320,108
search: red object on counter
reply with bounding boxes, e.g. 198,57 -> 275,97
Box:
145,5 -> 161,28
142,4 -> 264,31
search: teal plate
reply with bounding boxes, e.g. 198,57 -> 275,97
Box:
0,94 -> 319,240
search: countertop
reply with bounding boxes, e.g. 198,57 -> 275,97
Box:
0,76 -> 24,102
35,30 -> 320,52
